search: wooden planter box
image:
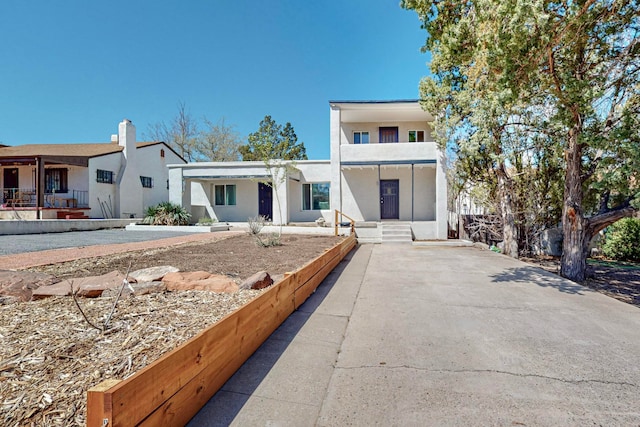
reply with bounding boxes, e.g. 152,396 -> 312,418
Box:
87,234 -> 357,426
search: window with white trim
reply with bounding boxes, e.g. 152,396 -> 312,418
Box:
408,130 -> 425,142
215,184 -> 236,205
353,131 -> 369,144
302,183 -> 330,210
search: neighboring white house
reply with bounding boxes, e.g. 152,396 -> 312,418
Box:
0,119 -> 185,219
168,100 -> 448,241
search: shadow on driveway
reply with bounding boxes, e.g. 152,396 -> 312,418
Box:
490,265 -> 594,296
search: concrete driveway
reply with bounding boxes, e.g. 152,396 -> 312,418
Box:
190,244 -> 640,426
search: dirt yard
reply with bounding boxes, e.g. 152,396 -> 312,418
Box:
0,233 -> 343,427
523,256 -> 640,307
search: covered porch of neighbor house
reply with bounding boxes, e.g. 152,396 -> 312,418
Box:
169,161 -> 284,224
0,156 -> 90,220
186,176 -> 275,223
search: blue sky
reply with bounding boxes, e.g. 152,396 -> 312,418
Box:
0,1 -> 430,160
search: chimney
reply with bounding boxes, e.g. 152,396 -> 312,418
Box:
118,119 -> 136,161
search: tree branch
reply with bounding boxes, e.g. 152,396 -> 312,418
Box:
70,282 -> 102,332
104,261 -> 133,331
588,199 -> 637,235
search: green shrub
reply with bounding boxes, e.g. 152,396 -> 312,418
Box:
602,218 -> 640,262
197,217 -> 217,225
255,232 -> 281,247
143,202 -> 191,226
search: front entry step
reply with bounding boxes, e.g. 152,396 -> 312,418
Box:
381,223 -> 413,244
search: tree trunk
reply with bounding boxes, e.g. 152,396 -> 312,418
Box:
497,167 -> 518,258
560,124 -> 588,282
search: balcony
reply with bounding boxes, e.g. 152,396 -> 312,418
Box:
340,142 -> 439,166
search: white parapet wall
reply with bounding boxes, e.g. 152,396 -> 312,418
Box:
125,224 -> 230,233
0,219 -> 136,235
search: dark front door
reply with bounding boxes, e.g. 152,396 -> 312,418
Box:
380,179 -> 399,219
379,127 -> 399,143
258,182 -> 273,221
3,168 -> 19,200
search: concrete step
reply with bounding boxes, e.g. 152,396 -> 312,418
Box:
381,223 -> 413,244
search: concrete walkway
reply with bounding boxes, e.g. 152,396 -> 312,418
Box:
189,244 -> 640,426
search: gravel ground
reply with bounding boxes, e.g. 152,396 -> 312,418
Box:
0,229 -> 203,255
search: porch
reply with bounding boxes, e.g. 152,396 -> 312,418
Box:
0,187 -> 90,220
1,187 -> 89,209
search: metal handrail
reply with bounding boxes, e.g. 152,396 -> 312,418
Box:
334,209 -> 356,236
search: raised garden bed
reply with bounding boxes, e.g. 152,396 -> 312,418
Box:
87,234 -> 356,426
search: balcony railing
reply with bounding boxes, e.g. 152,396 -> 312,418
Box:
1,188 -> 89,208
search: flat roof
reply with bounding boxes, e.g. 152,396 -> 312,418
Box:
329,99 -> 420,104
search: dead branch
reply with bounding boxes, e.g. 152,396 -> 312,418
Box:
69,281 -> 101,332
104,261 -> 133,331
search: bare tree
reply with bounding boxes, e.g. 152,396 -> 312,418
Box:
194,117 -> 241,162
145,103 -> 241,162
146,102 -> 199,161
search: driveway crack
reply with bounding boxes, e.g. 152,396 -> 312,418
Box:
336,365 -> 638,388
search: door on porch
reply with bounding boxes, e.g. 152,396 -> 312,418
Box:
380,179 -> 399,220
379,127 -> 399,143
3,168 -> 18,201
258,182 -> 272,221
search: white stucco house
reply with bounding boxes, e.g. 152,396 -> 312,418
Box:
0,119 -> 185,220
168,100 -> 448,241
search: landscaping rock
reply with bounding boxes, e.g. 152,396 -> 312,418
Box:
32,270 -> 125,299
0,270 -> 59,302
162,271 -> 239,293
1,295 -> 23,305
129,266 -> 179,282
240,271 -> 273,290
101,281 -> 166,298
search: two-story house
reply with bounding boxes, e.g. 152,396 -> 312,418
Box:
168,99 -> 448,241
329,100 -> 447,240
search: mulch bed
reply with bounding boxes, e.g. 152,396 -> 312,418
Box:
0,234 -> 342,426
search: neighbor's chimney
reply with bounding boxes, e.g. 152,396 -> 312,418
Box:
118,119 -> 136,161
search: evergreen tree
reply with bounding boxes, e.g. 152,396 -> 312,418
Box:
403,0 -> 640,281
240,115 -> 307,161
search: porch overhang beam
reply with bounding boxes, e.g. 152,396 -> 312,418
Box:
40,155 -> 89,167
0,155 -> 89,167
340,159 -> 436,167
183,175 -> 271,180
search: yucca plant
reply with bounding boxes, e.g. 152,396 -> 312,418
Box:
143,202 -> 191,226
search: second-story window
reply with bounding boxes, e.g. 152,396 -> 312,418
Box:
408,130 -> 425,142
353,131 -> 369,144
140,176 -> 153,188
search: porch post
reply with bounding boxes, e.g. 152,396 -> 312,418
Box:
329,104 -> 342,223
36,157 -> 45,219
377,164 -> 381,221
411,163 -> 414,222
